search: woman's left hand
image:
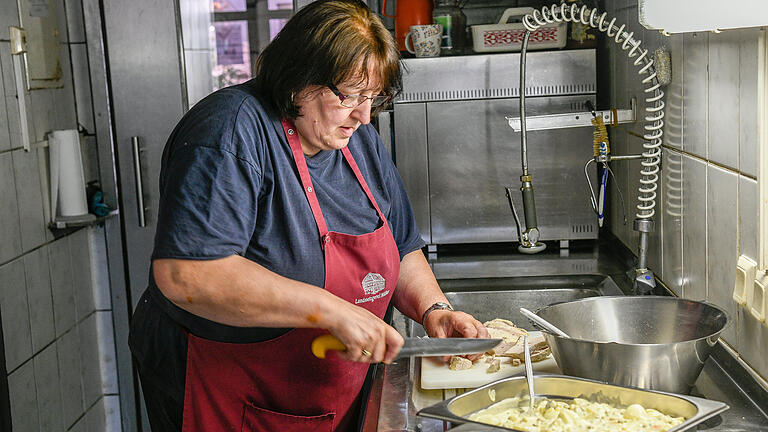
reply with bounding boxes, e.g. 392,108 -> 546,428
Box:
423,310 -> 491,361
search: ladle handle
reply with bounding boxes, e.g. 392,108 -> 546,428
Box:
524,335 -> 535,412
520,307 -> 570,338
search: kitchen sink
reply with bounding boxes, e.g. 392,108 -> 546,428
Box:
370,274 -> 624,432
406,274 -> 624,337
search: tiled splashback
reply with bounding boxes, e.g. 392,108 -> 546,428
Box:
600,1 -> 764,381
0,0 -> 121,430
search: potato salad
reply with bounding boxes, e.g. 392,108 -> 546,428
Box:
468,396 -> 686,432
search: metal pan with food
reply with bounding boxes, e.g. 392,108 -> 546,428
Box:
417,374 -> 728,432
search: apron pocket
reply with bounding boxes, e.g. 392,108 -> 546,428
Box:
241,402 -> 335,432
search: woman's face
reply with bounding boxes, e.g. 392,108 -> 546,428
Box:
293,77 -> 380,156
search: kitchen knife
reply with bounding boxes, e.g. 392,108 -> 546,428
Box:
311,334 -> 502,360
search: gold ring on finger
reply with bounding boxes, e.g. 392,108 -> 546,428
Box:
361,348 -> 372,357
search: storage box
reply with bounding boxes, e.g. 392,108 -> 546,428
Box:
471,7 -> 567,53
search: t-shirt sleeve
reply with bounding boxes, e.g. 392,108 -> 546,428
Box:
152,144 -> 261,260
374,133 -> 426,259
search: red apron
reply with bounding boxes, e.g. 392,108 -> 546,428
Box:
180,120 -> 401,432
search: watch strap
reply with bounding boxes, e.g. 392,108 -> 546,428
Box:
421,301 -> 454,326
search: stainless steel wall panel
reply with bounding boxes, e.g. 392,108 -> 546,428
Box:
426,97 -> 597,244
394,103 -> 431,244
394,50 -> 598,247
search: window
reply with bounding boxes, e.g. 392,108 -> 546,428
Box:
179,0 -> 294,106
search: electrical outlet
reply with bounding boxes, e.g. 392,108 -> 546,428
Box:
734,255 -> 757,306
750,270 -> 768,323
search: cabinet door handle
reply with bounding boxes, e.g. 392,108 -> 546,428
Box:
131,136 -> 147,227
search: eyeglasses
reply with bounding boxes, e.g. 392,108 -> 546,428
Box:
328,84 -> 391,109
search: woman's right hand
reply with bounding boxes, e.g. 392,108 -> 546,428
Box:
325,301 -> 404,364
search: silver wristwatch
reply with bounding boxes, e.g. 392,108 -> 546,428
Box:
421,301 -> 454,326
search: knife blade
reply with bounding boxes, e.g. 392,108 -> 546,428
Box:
395,337 -> 502,359
311,334 -> 502,360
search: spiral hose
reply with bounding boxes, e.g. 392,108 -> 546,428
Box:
523,4 -> 664,220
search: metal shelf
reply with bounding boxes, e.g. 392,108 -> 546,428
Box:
48,209 -> 119,230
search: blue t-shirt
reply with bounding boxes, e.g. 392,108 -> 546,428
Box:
151,81 -> 425,291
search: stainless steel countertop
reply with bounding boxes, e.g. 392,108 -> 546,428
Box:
361,240 -> 768,431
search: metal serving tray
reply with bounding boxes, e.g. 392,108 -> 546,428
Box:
417,375 -> 729,432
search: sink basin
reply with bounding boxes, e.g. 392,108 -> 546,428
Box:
370,274 -> 625,432
407,274 -> 623,337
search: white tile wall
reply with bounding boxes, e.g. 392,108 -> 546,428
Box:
0,0 -> 20,29
739,29 -> 760,178
96,311 -> 119,394
8,361 -> 40,432
664,35 -> 684,151
0,258 -> 33,371
23,247 -> 56,352
11,148 -> 47,252
65,0 -> 87,43
57,327 -> 85,428
90,227 -> 112,310
606,13 -> 765,381
0,96 -> 10,152
85,397 -> 107,432
706,164 -> 739,347
681,155 -> 707,300
5,94 -> 24,149
49,236 -> 77,336
71,43 -> 95,133
739,307 -> 768,381
0,42 -> 16,97
70,228 -> 95,320
682,33 -> 709,158
53,0 -> 70,44
707,31 -> 740,170
0,152 -> 22,262
0,1 -> 121,429
34,343 -> 65,431
739,176 -> 758,260
661,149 -> 683,295
80,313 -> 102,407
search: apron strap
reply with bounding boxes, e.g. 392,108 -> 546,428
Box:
281,119 -> 389,239
281,119 -> 330,237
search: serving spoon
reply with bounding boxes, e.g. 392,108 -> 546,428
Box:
523,335 -> 535,413
519,307 -> 570,338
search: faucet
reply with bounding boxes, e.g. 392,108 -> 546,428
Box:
506,30 -> 545,255
629,218 -> 658,294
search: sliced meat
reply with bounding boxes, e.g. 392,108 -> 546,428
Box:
497,332 -> 549,360
486,358 -> 501,373
449,356 -> 473,371
484,319 -> 528,337
484,318 -> 528,356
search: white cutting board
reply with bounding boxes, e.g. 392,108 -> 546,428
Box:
420,332 -> 561,390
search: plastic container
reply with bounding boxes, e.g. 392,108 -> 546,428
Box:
471,7 -> 567,53
433,0 -> 466,55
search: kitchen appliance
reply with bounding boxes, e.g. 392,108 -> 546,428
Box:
382,0 -> 433,52
534,296 -> 729,394
417,375 -> 729,432
386,50 -> 597,250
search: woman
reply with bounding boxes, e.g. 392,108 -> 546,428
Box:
129,1 -> 489,431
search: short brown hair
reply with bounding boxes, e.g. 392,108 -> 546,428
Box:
253,0 -> 401,119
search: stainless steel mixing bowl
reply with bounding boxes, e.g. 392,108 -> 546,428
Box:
535,296 -> 729,394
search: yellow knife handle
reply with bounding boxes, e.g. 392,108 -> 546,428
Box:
311,334 -> 347,359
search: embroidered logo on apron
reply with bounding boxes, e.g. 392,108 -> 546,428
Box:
356,273 -> 389,304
